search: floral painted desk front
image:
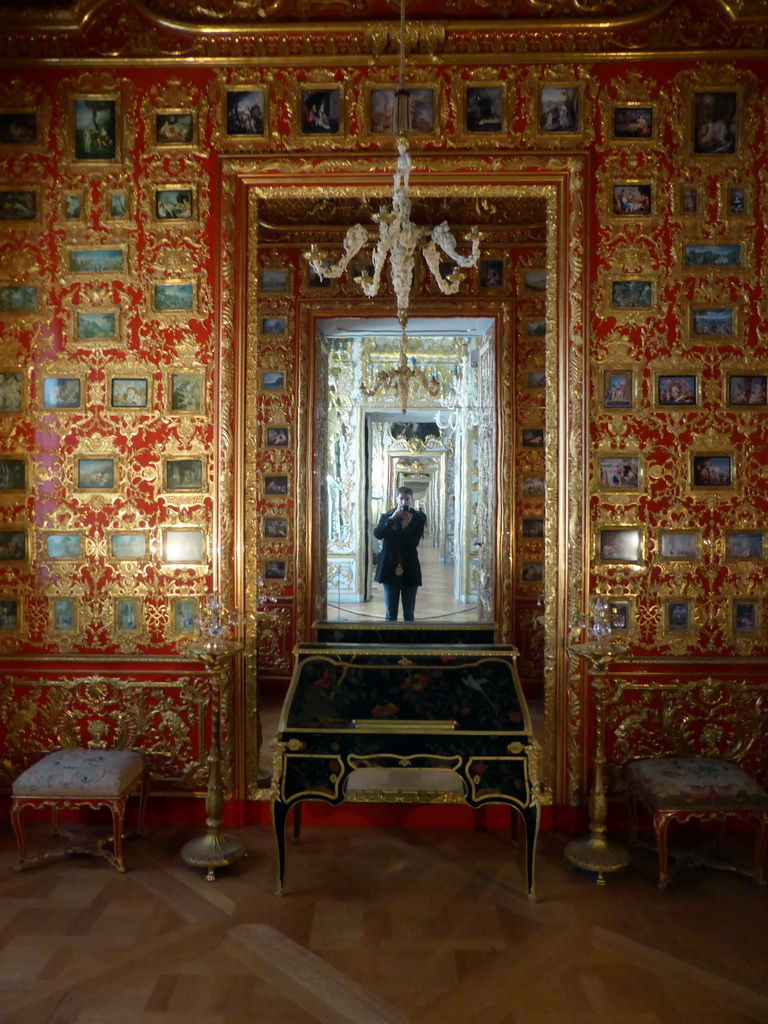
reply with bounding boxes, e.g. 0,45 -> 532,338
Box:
272,643 -> 541,898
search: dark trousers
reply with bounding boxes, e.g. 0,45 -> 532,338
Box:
382,582 -> 418,621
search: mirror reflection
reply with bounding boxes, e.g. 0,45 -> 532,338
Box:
318,315 -> 496,622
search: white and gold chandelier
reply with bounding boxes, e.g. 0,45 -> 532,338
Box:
304,0 -> 481,413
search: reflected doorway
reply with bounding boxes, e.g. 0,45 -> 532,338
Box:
316,315 -> 496,622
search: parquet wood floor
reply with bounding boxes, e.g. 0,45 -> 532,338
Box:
1,819 -> 766,1024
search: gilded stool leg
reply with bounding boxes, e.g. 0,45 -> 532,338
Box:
110,802 -> 127,873
10,800 -> 27,868
655,813 -> 671,889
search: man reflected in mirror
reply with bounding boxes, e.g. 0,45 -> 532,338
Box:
373,486 -> 427,621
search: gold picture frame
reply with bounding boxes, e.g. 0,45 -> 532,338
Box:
71,306 -> 122,347
0,369 -> 25,413
152,184 -> 197,228
596,526 -> 644,565
107,372 -> 153,411
49,595 -> 80,634
74,455 -> 118,492
732,597 -> 760,637
220,82 -> 269,149
166,368 -> 206,415
689,451 -> 736,493
66,244 -> 128,279
106,530 -> 149,562
663,597 -> 693,635
595,452 -> 642,493
161,455 -> 207,495
0,455 -> 28,496
114,596 -> 143,634
103,187 -> 131,224
168,595 -> 199,636
41,530 -> 86,563
161,527 -> 207,565
41,372 -> 86,412
150,279 -> 197,319
153,108 -> 198,150
0,283 -> 41,319
684,302 -> 740,346
657,529 -> 701,563
0,527 -> 30,563
600,366 -> 637,412
0,186 -> 41,227
605,100 -> 658,146
0,594 -> 23,634
70,93 -> 122,168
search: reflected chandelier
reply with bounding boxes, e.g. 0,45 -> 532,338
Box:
304,0 -> 481,412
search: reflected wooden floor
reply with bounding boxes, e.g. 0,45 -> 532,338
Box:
327,540 -> 479,622
1,819 -> 767,1023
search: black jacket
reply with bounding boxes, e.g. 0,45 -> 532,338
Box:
373,506 -> 426,586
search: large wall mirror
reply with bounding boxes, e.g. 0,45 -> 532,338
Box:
315,316 -> 496,623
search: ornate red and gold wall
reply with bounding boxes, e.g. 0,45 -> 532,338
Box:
2,0 -> 768,822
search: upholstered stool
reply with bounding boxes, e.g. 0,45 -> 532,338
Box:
11,749 -> 148,873
627,756 -> 768,889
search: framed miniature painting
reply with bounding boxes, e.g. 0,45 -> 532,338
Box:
597,527 -> 643,564
0,110 -> 39,147
601,369 -> 635,410
690,453 -> 734,489
521,428 -> 544,449
611,183 -> 652,217
607,597 -> 633,633
108,532 -> 148,561
727,374 -> 767,407
0,372 -> 24,412
266,426 -> 289,447
154,186 -> 194,222
226,87 -> 265,136
114,597 -> 142,632
264,516 -> 288,539
693,89 -> 737,155
110,376 -> 150,409
655,374 -> 698,407
169,371 -> 205,414
538,85 -> 580,134
597,455 -> 641,492
170,596 -> 199,634
260,316 -> 286,335
522,474 -> 545,498
682,243 -> 742,270
63,190 -> 84,221
664,598 -> 691,633
44,531 -> 84,561
260,268 -> 288,293
0,529 -> 27,561
75,309 -> 119,344
0,596 -> 21,632
466,85 -> 503,133
725,531 -> 763,561
658,530 -> 700,562
265,559 -> 287,580
610,278 -> 653,310
521,517 -> 544,540
677,184 -> 700,217
369,86 -> 435,135
725,185 -> 747,216
163,527 -> 205,564
526,370 -> 546,390
105,189 -> 129,222
732,598 -> 759,635
0,457 -> 26,493
522,269 -> 547,294
72,96 -> 119,162
611,104 -> 654,142
155,109 -> 196,148
153,281 -> 195,313
525,318 -> 546,339
264,474 -> 289,496
76,457 -> 116,491
0,189 -> 38,223
0,285 -> 38,316
260,371 -> 285,391
301,88 -> 340,134
51,597 -> 78,632
479,258 -> 504,290
68,247 -> 125,275
688,305 -> 737,342
164,457 -> 205,492
521,561 -> 544,582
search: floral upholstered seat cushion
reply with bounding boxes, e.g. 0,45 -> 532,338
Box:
628,757 -> 768,811
12,749 -> 145,799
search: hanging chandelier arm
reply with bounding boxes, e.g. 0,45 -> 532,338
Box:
430,221 -> 481,268
306,223 -> 369,280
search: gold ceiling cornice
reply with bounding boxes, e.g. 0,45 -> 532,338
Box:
1,0 -> 767,59
3,0 -> 768,30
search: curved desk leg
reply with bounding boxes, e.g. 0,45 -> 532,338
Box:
272,799 -> 291,896
520,803 -> 540,902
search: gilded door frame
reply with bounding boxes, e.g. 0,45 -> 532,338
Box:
224,152 -> 587,810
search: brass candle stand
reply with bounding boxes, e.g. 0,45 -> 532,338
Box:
181,639 -> 246,881
564,641 -> 631,885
